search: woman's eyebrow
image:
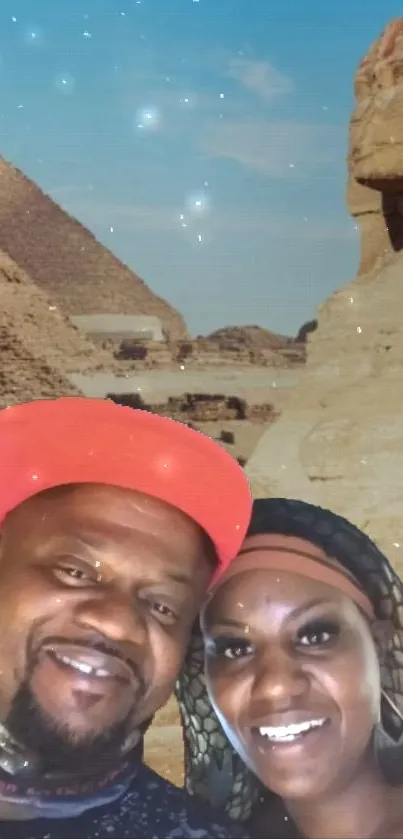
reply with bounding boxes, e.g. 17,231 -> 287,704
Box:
288,597 -> 337,623
206,617 -> 248,632
204,598 -> 338,635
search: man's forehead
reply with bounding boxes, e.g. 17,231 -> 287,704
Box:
3,483 -> 205,554
9,483 -> 187,522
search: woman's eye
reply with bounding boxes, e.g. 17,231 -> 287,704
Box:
297,620 -> 340,648
208,638 -> 254,660
53,565 -> 97,587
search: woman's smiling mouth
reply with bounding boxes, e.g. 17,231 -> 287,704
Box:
246,714 -> 333,757
256,717 -> 328,743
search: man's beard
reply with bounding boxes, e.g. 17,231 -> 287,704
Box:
4,679 -> 135,775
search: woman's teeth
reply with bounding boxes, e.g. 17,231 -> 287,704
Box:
258,718 -> 326,742
54,653 -> 109,678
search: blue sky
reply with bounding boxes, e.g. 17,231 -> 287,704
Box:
0,0 -> 400,336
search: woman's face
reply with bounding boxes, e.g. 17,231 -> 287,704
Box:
202,533 -> 382,801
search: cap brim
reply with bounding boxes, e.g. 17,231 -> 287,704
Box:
0,398 -> 252,575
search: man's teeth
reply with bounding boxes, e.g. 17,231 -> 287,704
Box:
258,719 -> 326,742
54,653 -> 109,678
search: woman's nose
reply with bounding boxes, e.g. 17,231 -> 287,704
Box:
251,648 -> 309,709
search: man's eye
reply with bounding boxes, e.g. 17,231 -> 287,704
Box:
297,620 -> 340,648
148,601 -> 177,624
53,565 -> 97,586
207,637 -> 254,660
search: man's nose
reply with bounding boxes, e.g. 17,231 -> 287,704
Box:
251,648 -> 309,709
74,588 -> 146,646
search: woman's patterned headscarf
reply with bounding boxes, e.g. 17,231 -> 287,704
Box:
175,498 -> 403,822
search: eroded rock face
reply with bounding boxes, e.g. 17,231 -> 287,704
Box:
246,19 -> 403,575
349,19 -> 403,273
351,18 -> 403,188
246,252 -> 403,572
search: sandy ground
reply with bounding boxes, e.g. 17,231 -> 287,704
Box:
69,367 -> 298,403
197,418 -> 266,460
144,697 -> 184,786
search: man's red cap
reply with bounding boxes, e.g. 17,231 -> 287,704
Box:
0,397 -> 252,578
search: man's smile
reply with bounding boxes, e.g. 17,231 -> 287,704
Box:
42,643 -> 136,686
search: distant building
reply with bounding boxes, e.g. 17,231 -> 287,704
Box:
72,314 -> 164,342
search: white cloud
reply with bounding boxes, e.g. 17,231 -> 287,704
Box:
120,54 -> 294,123
227,58 -> 294,101
201,120 -> 343,177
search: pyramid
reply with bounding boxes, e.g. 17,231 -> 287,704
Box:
0,157 -> 187,340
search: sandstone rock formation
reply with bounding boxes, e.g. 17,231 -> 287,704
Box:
205,325 -> 292,350
166,326 -> 306,369
349,18 -> 403,274
0,157 -> 187,339
295,319 -> 317,343
0,250 -> 111,406
246,18 -> 403,574
0,342 -> 79,407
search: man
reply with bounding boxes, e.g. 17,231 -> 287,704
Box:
0,396 -> 251,838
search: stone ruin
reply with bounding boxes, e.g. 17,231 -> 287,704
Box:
108,390 -> 277,423
107,391 -> 278,466
246,18 -> 403,574
107,393 -> 279,466
114,325 -> 306,370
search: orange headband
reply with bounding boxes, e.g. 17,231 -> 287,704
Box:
215,544 -> 374,618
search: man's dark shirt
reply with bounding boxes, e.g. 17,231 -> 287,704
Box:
0,764 -> 247,838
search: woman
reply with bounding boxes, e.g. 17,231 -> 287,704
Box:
175,498 -> 403,838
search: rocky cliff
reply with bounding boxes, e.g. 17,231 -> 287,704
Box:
349,18 -> 403,274
0,157 -> 187,339
0,251 -> 105,406
246,18 -> 403,573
